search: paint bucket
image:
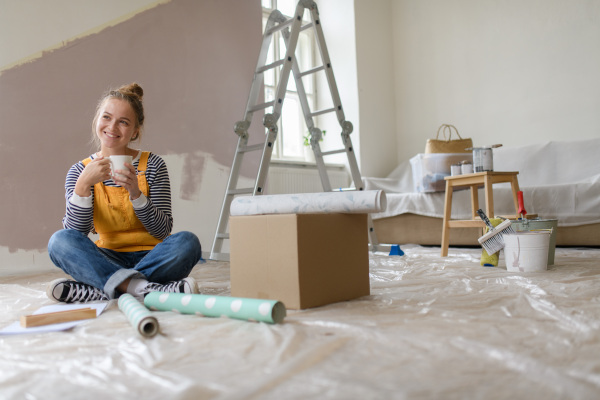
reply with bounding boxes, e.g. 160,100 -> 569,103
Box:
504,231 -> 551,272
451,164 -> 462,176
511,219 -> 558,265
472,147 -> 493,172
461,162 -> 473,174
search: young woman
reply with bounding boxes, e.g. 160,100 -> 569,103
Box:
47,83 -> 202,303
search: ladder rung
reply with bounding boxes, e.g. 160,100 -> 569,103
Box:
248,101 -> 275,113
228,188 -> 254,195
299,65 -> 325,77
310,107 -> 336,117
321,149 -> 347,156
300,22 -> 313,31
239,143 -> 264,153
257,59 -> 285,74
265,17 -> 294,35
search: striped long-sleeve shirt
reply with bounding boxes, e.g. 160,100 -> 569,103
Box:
62,152 -> 173,240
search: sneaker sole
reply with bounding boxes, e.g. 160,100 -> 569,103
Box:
183,277 -> 199,294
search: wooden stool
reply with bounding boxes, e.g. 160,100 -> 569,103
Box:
441,171 -> 520,257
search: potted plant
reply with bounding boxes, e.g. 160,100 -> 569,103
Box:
303,129 -> 326,147
303,129 -> 326,162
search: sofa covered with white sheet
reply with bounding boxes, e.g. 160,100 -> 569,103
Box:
363,138 -> 600,246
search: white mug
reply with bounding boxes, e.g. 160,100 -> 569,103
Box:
109,155 -> 133,179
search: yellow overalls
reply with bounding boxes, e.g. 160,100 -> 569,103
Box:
82,151 -> 162,252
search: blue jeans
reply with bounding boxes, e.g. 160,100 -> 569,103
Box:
48,229 -> 202,299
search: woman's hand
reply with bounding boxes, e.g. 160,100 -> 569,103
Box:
74,156 -> 111,197
112,162 -> 142,200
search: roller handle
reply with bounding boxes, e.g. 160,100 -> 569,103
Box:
517,191 -> 527,217
476,209 -> 495,230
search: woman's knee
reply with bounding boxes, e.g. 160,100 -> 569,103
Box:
173,231 -> 200,246
48,229 -> 89,257
49,229 -> 76,252
171,231 -> 202,258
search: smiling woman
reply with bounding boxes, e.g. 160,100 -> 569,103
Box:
79,84 -> 146,200
92,84 -> 144,151
46,83 -> 203,304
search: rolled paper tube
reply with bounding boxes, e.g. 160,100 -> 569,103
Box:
230,190 -> 386,216
144,292 -> 286,324
118,293 -> 159,338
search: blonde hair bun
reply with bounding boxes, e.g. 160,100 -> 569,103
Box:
119,82 -> 144,100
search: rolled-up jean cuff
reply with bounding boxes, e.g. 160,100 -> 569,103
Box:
104,269 -> 146,299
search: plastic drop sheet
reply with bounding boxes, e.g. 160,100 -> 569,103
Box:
1,246 -> 600,399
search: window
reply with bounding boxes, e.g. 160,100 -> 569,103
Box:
262,0 -> 319,162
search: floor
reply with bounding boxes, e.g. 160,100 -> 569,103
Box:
1,246 -> 600,399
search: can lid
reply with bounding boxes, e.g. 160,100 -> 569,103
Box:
466,144 -> 503,150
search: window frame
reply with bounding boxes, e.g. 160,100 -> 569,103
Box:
262,1 -> 318,162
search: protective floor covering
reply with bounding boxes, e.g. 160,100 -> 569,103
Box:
1,246 -> 600,399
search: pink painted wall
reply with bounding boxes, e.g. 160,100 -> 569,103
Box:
0,0 -> 263,251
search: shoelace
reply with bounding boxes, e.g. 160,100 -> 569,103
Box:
65,282 -> 108,302
144,281 -> 184,294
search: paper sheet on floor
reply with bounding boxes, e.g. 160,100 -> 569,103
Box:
0,302 -> 108,335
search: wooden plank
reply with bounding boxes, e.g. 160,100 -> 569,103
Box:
20,308 -> 96,328
448,220 -> 486,228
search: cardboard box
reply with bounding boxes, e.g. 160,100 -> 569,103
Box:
229,213 -> 370,310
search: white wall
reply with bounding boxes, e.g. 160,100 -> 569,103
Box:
390,0 -> 600,166
315,0 -> 399,179
316,0 -> 361,168
354,0 -> 398,178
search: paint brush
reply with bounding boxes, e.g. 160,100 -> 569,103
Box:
476,209 -> 516,255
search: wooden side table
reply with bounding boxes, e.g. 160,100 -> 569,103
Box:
441,171 -> 520,257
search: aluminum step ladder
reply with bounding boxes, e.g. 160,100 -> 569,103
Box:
210,0 -> 380,261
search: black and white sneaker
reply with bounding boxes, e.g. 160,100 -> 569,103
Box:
142,277 -> 198,296
47,278 -> 109,303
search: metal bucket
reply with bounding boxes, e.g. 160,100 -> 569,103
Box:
472,147 -> 493,172
511,219 -> 558,265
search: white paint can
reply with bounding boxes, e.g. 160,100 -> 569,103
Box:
461,163 -> 473,174
451,164 -> 462,176
504,231 -> 551,272
472,147 -> 493,172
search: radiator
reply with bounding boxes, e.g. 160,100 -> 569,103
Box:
266,164 -> 350,195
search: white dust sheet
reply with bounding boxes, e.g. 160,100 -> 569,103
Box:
1,246 -> 600,399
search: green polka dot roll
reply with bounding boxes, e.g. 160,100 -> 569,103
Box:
118,293 -> 159,337
143,292 -> 286,324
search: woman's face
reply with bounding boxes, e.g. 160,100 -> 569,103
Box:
95,98 -> 139,154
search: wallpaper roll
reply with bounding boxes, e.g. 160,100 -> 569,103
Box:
144,292 -> 286,324
230,190 -> 386,216
118,293 -> 159,338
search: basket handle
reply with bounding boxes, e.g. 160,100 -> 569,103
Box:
436,124 -> 463,141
